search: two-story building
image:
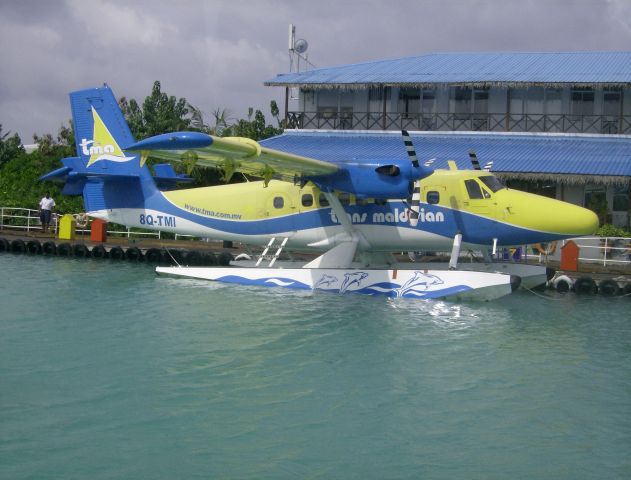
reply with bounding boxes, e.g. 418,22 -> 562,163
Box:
264,52 -> 631,227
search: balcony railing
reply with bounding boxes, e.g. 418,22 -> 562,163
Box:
286,111 -> 631,134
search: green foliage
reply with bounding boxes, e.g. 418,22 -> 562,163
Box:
595,224 -> 631,238
1,80 -> 285,210
0,146 -> 83,213
586,192 -> 609,225
223,109 -> 282,141
0,125 -> 24,169
119,81 -> 194,139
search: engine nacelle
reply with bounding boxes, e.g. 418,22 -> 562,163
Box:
307,159 -> 432,199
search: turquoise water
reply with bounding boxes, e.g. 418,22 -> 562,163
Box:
1,254 -> 630,479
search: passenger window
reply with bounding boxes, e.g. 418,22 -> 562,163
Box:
273,197 -> 284,209
464,179 -> 484,200
337,192 -> 351,205
301,194 -> 313,207
318,193 -> 329,207
427,191 -> 440,204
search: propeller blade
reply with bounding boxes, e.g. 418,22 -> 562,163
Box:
401,130 -> 420,168
469,150 -> 481,170
409,180 -> 421,227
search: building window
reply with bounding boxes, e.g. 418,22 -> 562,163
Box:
473,89 -> 489,114
603,89 -> 621,116
368,87 -> 384,113
571,88 -> 595,116
453,87 -> 472,115
273,197 -> 284,209
526,87 -> 544,115
613,185 -> 629,212
603,88 -> 622,134
545,88 -> 562,115
509,89 -> 525,114
398,88 -> 420,117
421,89 -> 435,113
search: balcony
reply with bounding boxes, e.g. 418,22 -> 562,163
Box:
285,111 -> 631,134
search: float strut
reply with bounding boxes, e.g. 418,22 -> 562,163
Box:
449,233 -> 463,270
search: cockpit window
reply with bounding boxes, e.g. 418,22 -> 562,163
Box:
465,179 -> 485,199
479,175 -> 505,193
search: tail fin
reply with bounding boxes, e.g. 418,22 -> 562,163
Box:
41,85 -> 158,215
71,85 -> 142,175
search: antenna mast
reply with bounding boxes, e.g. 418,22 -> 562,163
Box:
288,24 -> 313,100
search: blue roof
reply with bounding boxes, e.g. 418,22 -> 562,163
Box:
266,52 -> 631,86
260,130 -> 631,183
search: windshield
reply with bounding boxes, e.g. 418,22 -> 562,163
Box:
479,175 -> 505,193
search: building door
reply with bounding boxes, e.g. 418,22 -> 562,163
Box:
602,89 -> 621,134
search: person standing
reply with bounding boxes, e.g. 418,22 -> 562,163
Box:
39,191 -> 56,234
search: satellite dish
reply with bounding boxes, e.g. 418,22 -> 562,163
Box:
294,38 -> 308,54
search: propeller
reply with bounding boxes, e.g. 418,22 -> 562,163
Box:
401,130 -> 421,227
469,150 -> 493,171
469,150 -> 481,170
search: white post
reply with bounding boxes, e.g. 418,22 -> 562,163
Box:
449,233 -> 463,270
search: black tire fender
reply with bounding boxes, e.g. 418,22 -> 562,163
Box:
57,242 -> 72,256
11,239 -> 26,253
26,240 -> 42,254
91,245 -> 107,259
125,246 -> 143,262
42,241 -> 57,255
598,279 -> 620,296
574,276 -> 597,294
109,246 -> 125,260
145,248 -> 163,263
0,237 -> 11,252
72,244 -> 90,258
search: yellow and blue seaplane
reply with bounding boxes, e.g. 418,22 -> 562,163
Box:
42,86 -> 598,301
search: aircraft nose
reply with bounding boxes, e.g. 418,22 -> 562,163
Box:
574,206 -> 600,236
504,191 -> 599,238
543,200 -> 599,236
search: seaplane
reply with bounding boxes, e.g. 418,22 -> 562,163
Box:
42,86 -> 599,301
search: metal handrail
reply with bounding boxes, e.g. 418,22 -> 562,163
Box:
561,236 -> 631,266
0,207 -> 59,235
286,111 -> 631,134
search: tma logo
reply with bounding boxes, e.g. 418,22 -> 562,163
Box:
80,139 -> 115,156
85,107 -> 135,167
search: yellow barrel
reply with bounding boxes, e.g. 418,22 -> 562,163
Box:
58,214 -> 76,240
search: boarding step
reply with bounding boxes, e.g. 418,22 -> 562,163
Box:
255,237 -> 289,267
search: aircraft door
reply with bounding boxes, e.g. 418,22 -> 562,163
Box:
462,179 -> 496,217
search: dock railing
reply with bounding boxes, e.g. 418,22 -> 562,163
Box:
0,207 -> 198,242
2,207 -> 629,266
559,236 -> 631,267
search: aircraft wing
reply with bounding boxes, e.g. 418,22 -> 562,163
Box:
126,132 -> 338,182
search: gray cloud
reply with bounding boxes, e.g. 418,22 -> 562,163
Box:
1,0 -> 630,143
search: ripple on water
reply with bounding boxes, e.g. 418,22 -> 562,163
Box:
1,255 -> 630,479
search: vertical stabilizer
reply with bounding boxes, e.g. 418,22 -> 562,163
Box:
70,86 -> 141,175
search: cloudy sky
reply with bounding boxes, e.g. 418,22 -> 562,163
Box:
1,0 -> 631,143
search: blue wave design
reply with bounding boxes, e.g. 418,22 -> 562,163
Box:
352,283 -> 473,298
215,275 -> 311,290
213,275 -> 473,299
